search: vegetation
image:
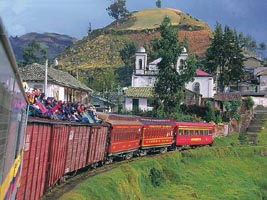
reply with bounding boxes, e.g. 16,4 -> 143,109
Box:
19,39 -> 47,67
151,16 -> 197,118
57,8 -> 211,72
106,0 -> 129,21
59,131 -> 267,200
119,41 -> 136,68
156,0 -> 161,8
204,23 -> 245,92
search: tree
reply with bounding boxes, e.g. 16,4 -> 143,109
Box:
156,0 -> 161,8
20,39 -> 47,67
258,42 -> 266,59
205,23 -> 244,92
91,67 -> 118,94
117,41 -> 137,87
119,41 -> 136,67
151,16 -> 196,118
106,0 -> 129,21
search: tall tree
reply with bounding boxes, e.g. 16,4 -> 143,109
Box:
156,0 -> 162,8
151,16 -> 196,118
106,0 -> 129,21
119,41 -> 136,67
20,39 -> 47,67
205,23 -> 244,92
91,67 -> 118,94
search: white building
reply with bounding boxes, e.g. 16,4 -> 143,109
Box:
125,47 -> 214,111
19,63 -> 92,104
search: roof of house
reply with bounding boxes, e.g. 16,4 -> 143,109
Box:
124,87 -> 154,98
19,63 -> 92,91
196,69 -> 211,76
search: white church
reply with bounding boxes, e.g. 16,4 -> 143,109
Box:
124,46 -> 215,111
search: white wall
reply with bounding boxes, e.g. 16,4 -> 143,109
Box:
125,97 -> 148,111
186,77 -> 214,98
132,75 -> 156,87
251,96 -> 267,107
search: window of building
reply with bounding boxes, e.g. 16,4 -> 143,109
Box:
132,99 -> 139,111
139,59 -> 142,70
193,82 -> 200,94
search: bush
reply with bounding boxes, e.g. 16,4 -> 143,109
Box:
150,167 -> 162,187
244,97 -> 254,111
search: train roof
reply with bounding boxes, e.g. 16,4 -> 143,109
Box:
97,113 -> 143,126
174,121 -> 215,127
138,117 -> 176,126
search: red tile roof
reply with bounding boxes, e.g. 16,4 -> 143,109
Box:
196,69 -> 211,76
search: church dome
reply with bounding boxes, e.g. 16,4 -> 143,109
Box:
137,46 -> 146,53
181,47 -> 187,53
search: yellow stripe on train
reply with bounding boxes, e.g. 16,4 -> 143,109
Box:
0,151 -> 22,200
191,138 -> 202,141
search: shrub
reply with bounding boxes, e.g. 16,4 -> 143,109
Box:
244,97 -> 254,111
150,167 -> 162,187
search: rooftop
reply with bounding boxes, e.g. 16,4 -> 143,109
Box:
124,87 -> 154,98
19,63 -> 92,91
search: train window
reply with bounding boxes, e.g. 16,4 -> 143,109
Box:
179,129 -> 183,135
195,130 -> 199,135
184,130 -> 188,136
204,130 -> 208,135
200,130 -> 204,135
209,130 -> 213,135
190,130 -> 194,135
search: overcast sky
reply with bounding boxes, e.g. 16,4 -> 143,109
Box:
1,0 -> 267,45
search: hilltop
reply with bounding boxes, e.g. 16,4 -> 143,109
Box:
10,32 -> 77,61
57,8 -> 212,71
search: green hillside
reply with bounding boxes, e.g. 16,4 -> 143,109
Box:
59,145 -> 267,200
45,122 -> 267,200
57,8 -> 212,71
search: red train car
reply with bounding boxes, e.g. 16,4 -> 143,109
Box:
65,125 -> 91,174
98,113 -> 143,163
86,125 -> 109,168
138,117 -> 176,155
174,121 -> 215,148
17,119 -> 53,200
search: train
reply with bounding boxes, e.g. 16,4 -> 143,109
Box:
0,19 -> 215,200
0,20 -> 28,200
16,114 -> 214,200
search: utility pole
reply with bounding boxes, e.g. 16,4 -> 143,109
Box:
44,59 -> 48,95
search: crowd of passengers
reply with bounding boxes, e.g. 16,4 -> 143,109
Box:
25,88 -> 102,124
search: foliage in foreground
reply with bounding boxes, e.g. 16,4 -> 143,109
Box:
59,132 -> 267,200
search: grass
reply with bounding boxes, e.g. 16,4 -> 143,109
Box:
121,8 -> 207,31
59,128 -> 267,200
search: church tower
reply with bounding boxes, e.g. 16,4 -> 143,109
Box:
135,46 -> 147,75
176,47 -> 188,72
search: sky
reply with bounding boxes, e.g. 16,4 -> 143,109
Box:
1,0 -> 267,46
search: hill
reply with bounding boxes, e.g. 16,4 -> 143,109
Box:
57,8 -> 212,71
9,32 -> 77,61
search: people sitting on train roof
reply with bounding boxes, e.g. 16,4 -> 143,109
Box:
24,89 -> 102,124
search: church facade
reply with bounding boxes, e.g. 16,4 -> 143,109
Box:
124,47 -> 215,111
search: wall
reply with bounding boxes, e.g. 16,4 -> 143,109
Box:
186,76 -> 214,98
251,96 -> 267,107
132,75 -> 156,87
125,97 -> 148,111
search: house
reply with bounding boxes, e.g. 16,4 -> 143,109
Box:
124,47 -> 213,111
89,94 -> 118,112
19,63 -> 92,104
